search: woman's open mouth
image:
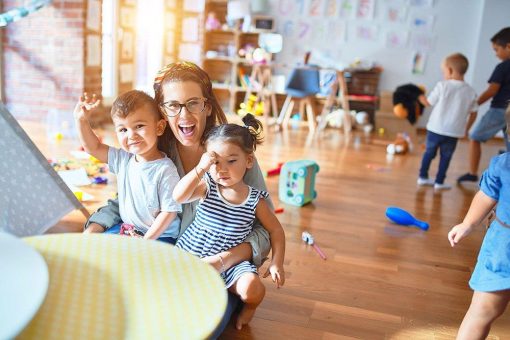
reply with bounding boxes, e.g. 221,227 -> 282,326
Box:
178,123 -> 196,137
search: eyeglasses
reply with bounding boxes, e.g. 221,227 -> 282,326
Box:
160,98 -> 207,117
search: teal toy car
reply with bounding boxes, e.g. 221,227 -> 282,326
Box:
278,160 -> 319,206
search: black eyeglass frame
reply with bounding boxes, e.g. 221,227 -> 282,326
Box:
160,98 -> 208,117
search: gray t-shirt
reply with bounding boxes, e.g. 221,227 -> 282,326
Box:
108,147 -> 181,238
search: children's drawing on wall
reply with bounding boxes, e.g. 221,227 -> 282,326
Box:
278,0 -> 306,16
411,14 -> 435,30
386,5 -> 408,23
339,0 -> 357,19
386,31 -> 408,48
121,31 -> 134,59
325,0 -> 338,17
409,0 -> 434,8
309,0 -> 325,17
412,52 -> 426,74
356,24 -> 378,41
411,32 -> 434,51
166,31 -> 175,54
356,0 -> 375,20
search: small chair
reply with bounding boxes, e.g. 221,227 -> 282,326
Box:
276,66 -> 320,132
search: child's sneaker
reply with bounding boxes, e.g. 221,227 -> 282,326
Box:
434,183 -> 452,190
457,173 -> 478,183
417,177 -> 434,186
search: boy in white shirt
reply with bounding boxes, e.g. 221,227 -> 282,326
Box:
74,90 -> 181,242
417,53 -> 478,190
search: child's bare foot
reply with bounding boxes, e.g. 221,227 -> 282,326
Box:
236,305 -> 257,330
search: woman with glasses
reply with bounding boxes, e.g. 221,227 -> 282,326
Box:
84,62 -> 272,336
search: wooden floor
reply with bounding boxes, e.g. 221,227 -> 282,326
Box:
22,120 -> 510,339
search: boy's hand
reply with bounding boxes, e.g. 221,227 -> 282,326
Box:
198,151 -> 217,173
263,262 -> 285,288
73,93 -> 101,120
447,223 -> 473,247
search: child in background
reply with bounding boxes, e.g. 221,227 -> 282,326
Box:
74,90 -> 181,243
447,105 -> 510,339
458,27 -> 510,183
173,113 -> 285,330
417,53 -> 478,190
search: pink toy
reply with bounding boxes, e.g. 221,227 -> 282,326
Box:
301,231 -> 327,260
205,12 -> 221,31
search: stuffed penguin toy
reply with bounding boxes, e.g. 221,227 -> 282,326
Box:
392,84 -> 425,125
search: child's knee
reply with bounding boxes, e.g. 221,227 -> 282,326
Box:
236,274 -> 265,304
471,298 -> 506,321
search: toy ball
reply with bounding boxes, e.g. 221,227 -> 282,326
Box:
355,111 -> 369,125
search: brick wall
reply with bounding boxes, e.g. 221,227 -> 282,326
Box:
2,0 -> 102,122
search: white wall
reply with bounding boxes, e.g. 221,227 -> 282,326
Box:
267,0 -> 510,126
471,0 -> 510,116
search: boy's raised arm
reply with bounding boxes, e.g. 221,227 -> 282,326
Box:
73,93 -> 109,163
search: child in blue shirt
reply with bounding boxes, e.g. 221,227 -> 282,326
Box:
458,27 -> 510,183
74,90 -> 181,242
448,105 -> 510,339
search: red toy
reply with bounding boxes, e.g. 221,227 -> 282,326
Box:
266,162 -> 284,177
274,207 -> 284,214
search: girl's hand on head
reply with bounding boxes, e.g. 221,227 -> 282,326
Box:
198,151 -> 217,172
447,223 -> 473,247
263,263 -> 285,288
73,93 -> 101,120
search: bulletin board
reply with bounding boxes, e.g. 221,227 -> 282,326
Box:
270,0 -> 436,74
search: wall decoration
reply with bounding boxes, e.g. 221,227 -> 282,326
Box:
309,0 -> 325,17
120,7 -> 136,28
386,5 -> 407,23
182,17 -> 199,42
356,0 -> 375,20
166,31 -> 175,54
412,51 -> 426,74
410,14 -> 435,30
86,35 -> 101,67
86,0 -> 100,31
386,31 -> 408,48
121,31 -> 134,59
183,0 -> 205,12
339,0 -> 357,19
411,32 -> 434,51
119,63 -> 134,83
356,24 -> 378,41
325,0 -> 338,17
410,0 -> 434,8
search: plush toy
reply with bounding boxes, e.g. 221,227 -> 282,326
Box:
386,133 -> 410,155
392,84 -> 425,125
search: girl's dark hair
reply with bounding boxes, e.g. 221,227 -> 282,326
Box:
153,62 -> 227,156
203,113 -> 263,154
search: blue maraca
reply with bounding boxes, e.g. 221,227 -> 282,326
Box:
385,206 -> 429,231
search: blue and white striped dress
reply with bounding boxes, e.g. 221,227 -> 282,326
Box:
176,172 -> 269,288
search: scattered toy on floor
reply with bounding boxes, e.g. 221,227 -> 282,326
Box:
274,207 -> 284,214
393,83 -> 426,125
385,206 -> 429,231
266,162 -> 284,177
301,231 -> 327,260
279,160 -> 319,206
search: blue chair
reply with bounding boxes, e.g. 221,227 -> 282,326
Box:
277,66 -> 321,132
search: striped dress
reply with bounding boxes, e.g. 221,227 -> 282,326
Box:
176,172 -> 269,288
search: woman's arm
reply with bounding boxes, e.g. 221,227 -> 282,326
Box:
84,198 -> 122,231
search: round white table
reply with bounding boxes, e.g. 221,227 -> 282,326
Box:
19,234 -> 227,339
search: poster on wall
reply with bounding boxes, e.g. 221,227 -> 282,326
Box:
356,24 -> 378,41
86,0 -> 101,31
339,0 -> 357,19
411,32 -> 434,51
86,35 -> 101,67
309,0 -> 326,17
386,31 -> 408,48
412,52 -> 427,74
410,14 -> 435,30
386,5 -> 407,23
119,63 -> 134,83
325,0 -> 338,17
356,0 -> 375,20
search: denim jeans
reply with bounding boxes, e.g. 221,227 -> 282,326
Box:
419,130 -> 458,184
